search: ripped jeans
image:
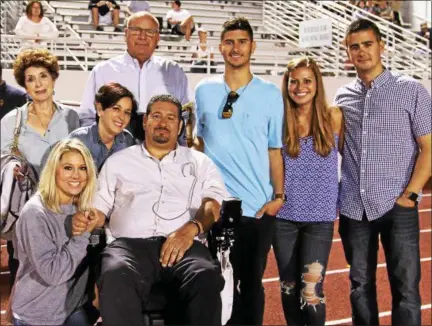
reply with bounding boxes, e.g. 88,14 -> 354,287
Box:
272,219 -> 334,326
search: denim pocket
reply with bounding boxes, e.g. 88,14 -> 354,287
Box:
393,202 -> 417,211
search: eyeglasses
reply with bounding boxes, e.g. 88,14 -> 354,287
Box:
222,91 -> 239,119
128,26 -> 159,37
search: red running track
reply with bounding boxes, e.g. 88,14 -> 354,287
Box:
263,194 -> 432,325
1,195 -> 431,325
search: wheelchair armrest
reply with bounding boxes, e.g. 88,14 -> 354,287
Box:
207,198 -> 242,258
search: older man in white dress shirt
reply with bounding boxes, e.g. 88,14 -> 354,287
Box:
78,12 -> 192,144
73,94 -> 226,325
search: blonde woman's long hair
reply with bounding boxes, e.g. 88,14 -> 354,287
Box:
282,57 -> 334,158
38,138 -> 97,213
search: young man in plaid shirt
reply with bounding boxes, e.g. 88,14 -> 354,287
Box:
335,19 -> 431,326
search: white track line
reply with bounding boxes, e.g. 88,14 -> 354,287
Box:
262,257 -> 432,283
325,304 -> 432,325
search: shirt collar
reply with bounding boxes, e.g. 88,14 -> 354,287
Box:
91,122 -> 126,145
90,122 -> 100,143
124,51 -> 154,69
356,68 -> 391,90
222,73 -> 257,92
141,143 -> 182,163
21,101 -> 63,120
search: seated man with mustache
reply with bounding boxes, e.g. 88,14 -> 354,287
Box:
72,94 -> 227,326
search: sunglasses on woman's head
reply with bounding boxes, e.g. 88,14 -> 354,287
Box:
222,91 -> 239,119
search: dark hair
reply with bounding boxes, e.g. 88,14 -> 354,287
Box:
173,0 -> 181,7
94,82 -> 138,122
344,19 -> 382,45
26,0 -> 44,18
133,94 -> 183,142
221,17 -> 253,41
13,49 -> 59,88
146,94 -> 182,119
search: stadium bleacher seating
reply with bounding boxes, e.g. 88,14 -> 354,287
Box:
0,0 -> 430,79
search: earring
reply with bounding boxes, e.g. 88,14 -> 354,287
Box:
53,90 -> 56,95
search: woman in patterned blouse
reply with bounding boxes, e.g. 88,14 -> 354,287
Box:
273,57 -> 344,326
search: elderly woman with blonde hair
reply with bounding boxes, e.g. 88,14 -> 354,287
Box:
10,138 -> 99,326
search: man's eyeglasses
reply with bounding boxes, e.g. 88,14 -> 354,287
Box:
222,91 -> 239,119
128,27 -> 159,37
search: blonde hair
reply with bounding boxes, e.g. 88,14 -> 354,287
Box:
38,138 -> 97,213
282,57 -> 334,158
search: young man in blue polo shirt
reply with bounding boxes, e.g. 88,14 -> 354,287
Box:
335,19 -> 431,326
194,17 -> 284,325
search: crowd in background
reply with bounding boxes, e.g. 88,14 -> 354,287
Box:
350,0 -> 402,25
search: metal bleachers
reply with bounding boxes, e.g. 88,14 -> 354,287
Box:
1,0 -> 430,79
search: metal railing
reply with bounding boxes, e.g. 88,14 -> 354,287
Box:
1,1 -> 23,66
262,0 -> 431,79
331,1 -> 431,50
1,34 -> 91,71
331,0 -> 431,79
1,33 -> 356,75
0,1 -> 22,34
2,0 -> 430,79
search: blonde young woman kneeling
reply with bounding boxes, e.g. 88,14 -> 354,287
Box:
11,139 -> 99,326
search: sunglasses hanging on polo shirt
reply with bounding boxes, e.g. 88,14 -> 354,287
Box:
221,77 -> 253,119
222,91 -> 240,119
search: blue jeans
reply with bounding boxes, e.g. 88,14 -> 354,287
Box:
339,203 -> 421,326
272,219 -> 334,326
12,304 -> 98,326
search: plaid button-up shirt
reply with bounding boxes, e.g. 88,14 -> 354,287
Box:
334,69 -> 431,221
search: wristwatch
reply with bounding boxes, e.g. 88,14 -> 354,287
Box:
273,193 -> 287,202
403,191 -> 419,202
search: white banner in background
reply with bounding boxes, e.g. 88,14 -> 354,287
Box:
299,18 -> 332,48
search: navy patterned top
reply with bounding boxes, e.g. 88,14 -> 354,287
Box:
277,135 -> 339,222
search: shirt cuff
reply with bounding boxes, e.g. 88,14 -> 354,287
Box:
202,189 -> 226,205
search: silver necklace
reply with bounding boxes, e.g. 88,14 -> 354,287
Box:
30,104 -> 54,134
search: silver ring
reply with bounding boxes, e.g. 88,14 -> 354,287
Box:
173,248 -> 179,252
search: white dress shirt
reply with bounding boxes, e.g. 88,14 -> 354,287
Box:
14,16 -> 59,50
78,52 -> 192,126
94,144 -> 228,239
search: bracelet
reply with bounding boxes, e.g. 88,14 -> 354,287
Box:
189,219 -> 202,236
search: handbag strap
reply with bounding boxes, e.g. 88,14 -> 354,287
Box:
10,108 -> 22,151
